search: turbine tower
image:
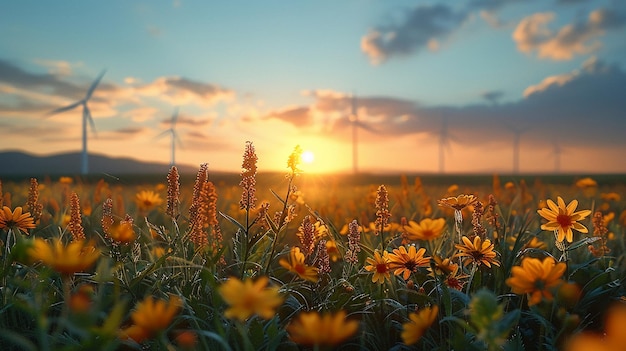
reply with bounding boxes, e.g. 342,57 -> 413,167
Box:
437,115 -> 456,174
47,70 -> 106,175
349,94 -> 358,175
505,125 -> 530,175
157,107 -> 181,167
552,140 -> 563,173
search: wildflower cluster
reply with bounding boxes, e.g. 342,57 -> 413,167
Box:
0,146 -> 623,351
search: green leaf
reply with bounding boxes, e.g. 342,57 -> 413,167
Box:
219,211 -> 246,234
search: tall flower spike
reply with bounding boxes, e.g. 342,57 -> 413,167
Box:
296,215 -> 316,258
315,239 -> 331,274
345,219 -> 361,264
69,192 -> 85,241
239,141 -> 257,211
471,201 -> 486,239
166,166 -> 180,219
287,145 -> 303,175
374,185 -> 390,237
189,164 -> 209,248
26,178 -> 43,224
101,197 -> 114,237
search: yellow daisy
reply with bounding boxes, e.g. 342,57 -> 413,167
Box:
537,196 -> 591,243
279,247 -> 319,283
287,310 -> 359,347
401,305 -> 439,345
403,218 -> 446,241
218,276 -> 283,322
364,250 -> 391,284
29,238 -> 100,276
388,245 -> 431,280
506,257 -> 566,306
454,236 -> 500,268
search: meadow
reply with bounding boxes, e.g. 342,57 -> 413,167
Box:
0,142 -> 625,351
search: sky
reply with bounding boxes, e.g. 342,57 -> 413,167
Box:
1,0 -> 625,174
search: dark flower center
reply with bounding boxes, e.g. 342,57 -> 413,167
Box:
376,263 -> 387,274
556,214 -> 572,229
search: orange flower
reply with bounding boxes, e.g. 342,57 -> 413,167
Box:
388,245 -> 431,280
401,306 -> 439,345
135,190 -> 164,212
120,295 -> 182,343
437,194 -> 477,211
287,310 -> 359,347
108,220 -> 137,244
454,236 -> 500,268
403,218 -> 446,241
218,276 -> 283,321
279,247 -> 319,283
506,257 -> 566,306
29,238 -> 100,276
537,196 -> 591,243
428,255 -> 459,277
364,250 -> 391,284
0,206 -> 36,233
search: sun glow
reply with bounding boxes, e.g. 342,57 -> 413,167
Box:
301,150 -> 315,164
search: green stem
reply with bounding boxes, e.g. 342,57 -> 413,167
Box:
264,173 -> 295,275
465,263 -> 478,295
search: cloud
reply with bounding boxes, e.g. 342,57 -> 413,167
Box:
32,59 -> 79,76
513,8 -> 626,60
265,59 -> 626,157
159,114 -> 211,127
361,4 -> 468,64
481,90 -> 504,104
147,25 -> 162,37
136,76 -> 234,106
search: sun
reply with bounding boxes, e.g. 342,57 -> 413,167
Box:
301,150 -> 315,164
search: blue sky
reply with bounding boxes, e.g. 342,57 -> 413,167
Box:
1,0 -> 625,174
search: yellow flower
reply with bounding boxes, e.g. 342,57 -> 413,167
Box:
135,190 -> 164,212
600,192 -> 621,202
364,250 -> 391,284
428,255 -> 459,277
537,196 -> 591,243
388,245 -> 431,280
404,218 -> 446,241
0,206 -> 36,233
59,176 -> 74,185
401,305 -> 439,345
287,310 -> 359,347
279,247 -> 319,283
120,295 -> 182,343
29,238 -> 100,276
454,236 -> 500,268
437,194 -> 477,211
108,221 -> 137,244
505,257 -> 566,306
218,276 -> 283,321
575,177 -> 597,189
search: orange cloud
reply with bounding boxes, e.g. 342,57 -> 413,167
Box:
513,8 -> 625,61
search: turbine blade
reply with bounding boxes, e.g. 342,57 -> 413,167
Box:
85,69 -> 107,100
84,105 -> 98,137
174,131 -> 183,148
155,129 -> 172,139
46,100 -> 83,116
354,120 -> 377,133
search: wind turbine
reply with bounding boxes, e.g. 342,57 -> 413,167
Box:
157,107 -> 181,167
551,139 -> 565,173
436,114 -> 457,174
505,124 -> 531,174
349,94 -> 359,174
47,70 -> 106,175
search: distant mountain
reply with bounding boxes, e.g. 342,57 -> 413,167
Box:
0,151 -> 198,177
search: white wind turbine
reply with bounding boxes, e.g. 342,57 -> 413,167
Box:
551,139 -> 565,173
157,107 -> 182,167
436,114 -> 458,174
505,124 -> 531,174
347,94 -> 376,175
47,70 -> 106,175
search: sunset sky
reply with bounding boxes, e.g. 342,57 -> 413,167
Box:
1,1 -> 625,174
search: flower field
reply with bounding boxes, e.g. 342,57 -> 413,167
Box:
1,142 -> 625,351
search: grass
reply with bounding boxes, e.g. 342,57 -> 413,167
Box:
0,144 -> 624,351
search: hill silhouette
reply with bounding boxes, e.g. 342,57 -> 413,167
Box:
0,151 -> 198,177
